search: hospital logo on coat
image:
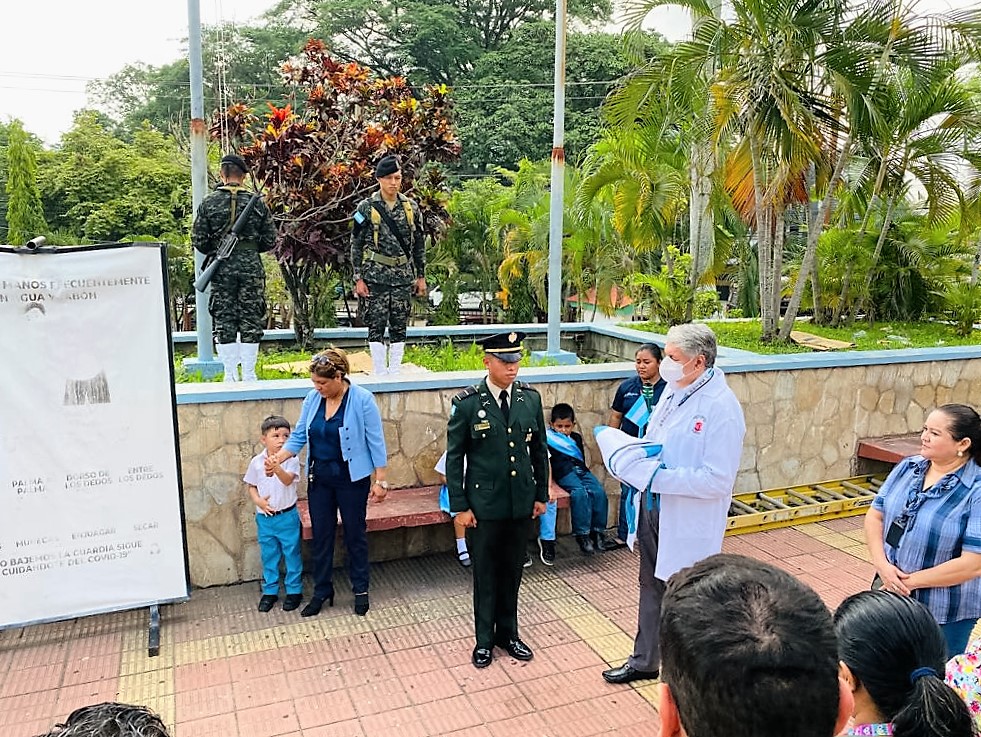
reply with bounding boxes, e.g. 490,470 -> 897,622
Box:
692,415 -> 706,434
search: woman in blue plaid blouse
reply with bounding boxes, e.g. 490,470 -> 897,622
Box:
865,404 -> 981,657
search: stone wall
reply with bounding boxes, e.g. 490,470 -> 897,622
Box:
177,356 -> 981,587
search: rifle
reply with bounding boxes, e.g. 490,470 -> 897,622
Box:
194,192 -> 262,292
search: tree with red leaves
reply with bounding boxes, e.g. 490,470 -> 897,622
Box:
218,39 -> 460,347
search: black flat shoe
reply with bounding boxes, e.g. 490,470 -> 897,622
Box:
354,593 -> 369,616
472,647 -> 493,668
592,531 -> 622,552
282,594 -> 303,611
501,638 -> 533,661
301,594 -> 333,617
602,663 -> 659,684
257,594 -> 278,612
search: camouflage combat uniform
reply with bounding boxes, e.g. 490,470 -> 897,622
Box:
191,185 -> 277,344
351,191 -> 425,343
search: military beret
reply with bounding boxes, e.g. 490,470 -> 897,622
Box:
374,155 -> 401,179
480,331 -> 526,363
220,154 -> 248,174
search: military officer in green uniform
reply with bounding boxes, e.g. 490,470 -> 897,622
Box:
445,331 -> 549,668
351,155 -> 426,376
192,154 -> 277,382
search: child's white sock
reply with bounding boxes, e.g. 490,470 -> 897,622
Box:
456,538 -> 468,555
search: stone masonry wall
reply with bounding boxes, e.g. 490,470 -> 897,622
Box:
177,357 -> 981,586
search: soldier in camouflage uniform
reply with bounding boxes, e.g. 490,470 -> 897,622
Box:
351,155 -> 426,375
192,154 -> 277,382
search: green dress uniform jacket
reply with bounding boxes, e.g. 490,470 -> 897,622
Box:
445,380 -> 549,519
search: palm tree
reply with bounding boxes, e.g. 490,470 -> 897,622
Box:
616,0 -> 981,341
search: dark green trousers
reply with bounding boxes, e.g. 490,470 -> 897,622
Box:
467,518 -> 530,649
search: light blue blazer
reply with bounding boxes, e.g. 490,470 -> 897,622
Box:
283,381 -> 387,482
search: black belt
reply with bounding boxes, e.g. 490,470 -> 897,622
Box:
269,503 -> 297,517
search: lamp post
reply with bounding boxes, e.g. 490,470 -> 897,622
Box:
182,0 -> 222,378
534,0 -> 579,365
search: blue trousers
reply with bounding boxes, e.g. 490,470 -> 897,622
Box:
538,501 -> 557,541
308,460 -> 371,598
256,507 -> 303,596
941,618 -> 977,657
557,469 -> 609,536
618,482 -> 634,541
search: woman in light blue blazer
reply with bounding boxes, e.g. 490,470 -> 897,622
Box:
267,347 -> 388,617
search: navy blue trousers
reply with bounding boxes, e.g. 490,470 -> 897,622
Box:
307,460 -> 371,598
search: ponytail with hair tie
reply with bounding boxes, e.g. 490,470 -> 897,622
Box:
909,667 -> 938,685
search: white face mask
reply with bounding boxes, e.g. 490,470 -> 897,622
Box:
659,354 -> 694,386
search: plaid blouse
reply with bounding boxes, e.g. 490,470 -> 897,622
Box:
871,456 -> 981,624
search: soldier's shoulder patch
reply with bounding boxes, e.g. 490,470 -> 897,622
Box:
515,381 -> 539,393
453,385 -> 479,402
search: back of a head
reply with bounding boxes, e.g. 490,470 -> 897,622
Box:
35,702 -> 170,737
835,591 -> 975,737
660,554 -> 841,737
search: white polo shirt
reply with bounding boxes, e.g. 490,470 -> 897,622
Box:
244,451 -> 300,514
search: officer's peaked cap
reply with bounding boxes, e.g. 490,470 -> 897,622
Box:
480,331 -> 526,363
374,155 -> 401,179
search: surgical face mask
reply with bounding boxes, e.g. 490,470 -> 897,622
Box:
659,354 -> 694,386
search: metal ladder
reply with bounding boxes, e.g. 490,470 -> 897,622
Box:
726,475 -> 883,536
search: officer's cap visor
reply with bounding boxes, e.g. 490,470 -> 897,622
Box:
486,350 -> 522,363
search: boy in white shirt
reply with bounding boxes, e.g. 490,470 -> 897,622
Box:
244,415 -> 303,612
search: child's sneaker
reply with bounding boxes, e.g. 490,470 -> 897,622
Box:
539,539 -> 556,566
576,535 -> 595,556
523,553 -> 533,568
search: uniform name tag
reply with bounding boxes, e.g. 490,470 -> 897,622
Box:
474,422 -> 491,432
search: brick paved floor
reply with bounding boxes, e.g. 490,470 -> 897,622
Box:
0,517 -> 874,737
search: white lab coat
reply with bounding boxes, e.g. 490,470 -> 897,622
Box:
644,368 -> 745,580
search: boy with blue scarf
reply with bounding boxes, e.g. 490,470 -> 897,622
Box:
548,403 -> 619,556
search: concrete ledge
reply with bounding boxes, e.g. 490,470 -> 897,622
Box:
296,485 -> 572,540
857,434 -> 920,464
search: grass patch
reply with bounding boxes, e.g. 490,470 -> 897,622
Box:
624,320 -> 980,354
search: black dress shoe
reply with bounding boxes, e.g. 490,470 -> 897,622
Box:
602,663 -> 659,684
501,638 -> 534,661
592,531 -> 622,552
301,594 -> 333,617
282,594 -> 302,611
257,594 -> 278,612
354,593 -> 369,616
472,647 -> 493,668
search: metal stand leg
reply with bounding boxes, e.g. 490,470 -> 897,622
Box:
148,604 -> 161,657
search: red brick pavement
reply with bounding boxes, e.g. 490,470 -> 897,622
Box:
0,517 -> 873,737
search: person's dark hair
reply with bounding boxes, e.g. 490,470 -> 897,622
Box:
34,702 -> 170,736
551,403 -> 575,423
835,591 -> 974,737
260,415 -> 290,434
660,554 -> 841,737
936,404 -> 981,464
636,342 -> 662,362
310,347 -> 350,379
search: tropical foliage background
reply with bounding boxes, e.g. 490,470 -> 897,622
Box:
4,0 -> 981,346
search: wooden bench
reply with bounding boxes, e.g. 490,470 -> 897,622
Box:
297,484 -> 571,541
857,434 -> 920,465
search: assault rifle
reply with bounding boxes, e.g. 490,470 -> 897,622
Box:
194,192 -> 262,292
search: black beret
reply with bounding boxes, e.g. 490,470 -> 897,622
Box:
220,154 -> 248,174
479,331 -> 526,363
374,155 -> 401,179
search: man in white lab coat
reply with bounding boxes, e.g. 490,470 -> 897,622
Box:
601,323 -> 746,684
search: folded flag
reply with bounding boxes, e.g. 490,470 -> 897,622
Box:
593,425 -> 664,551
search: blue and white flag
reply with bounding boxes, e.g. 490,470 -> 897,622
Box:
546,428 -> 584,461
623,394 -> 651,434
593,425 -> 663,550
